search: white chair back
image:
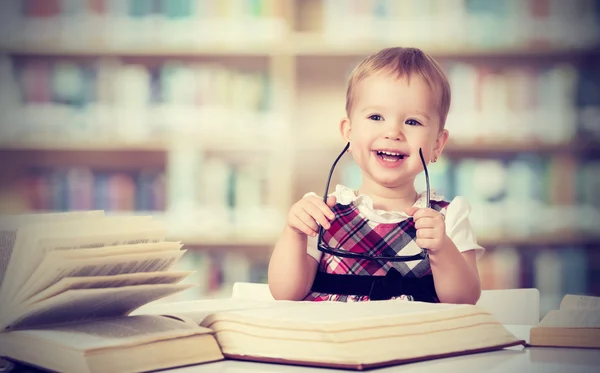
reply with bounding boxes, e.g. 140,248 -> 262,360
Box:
476,288 -> 540,325
232,282 -> 274,300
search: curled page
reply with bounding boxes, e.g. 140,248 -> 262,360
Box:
24,271 -> 193,307
4,283 -> 194,330
0,211 -> 104,291
14,248 -> 186,308
1,215 -> 163,305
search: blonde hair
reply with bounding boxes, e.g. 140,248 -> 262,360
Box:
345,47 -> 451,129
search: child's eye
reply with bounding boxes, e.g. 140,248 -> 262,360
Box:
368,114 -> 383,121
405,119 -> 422,126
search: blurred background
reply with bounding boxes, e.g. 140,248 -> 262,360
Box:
0,0 -> 599,315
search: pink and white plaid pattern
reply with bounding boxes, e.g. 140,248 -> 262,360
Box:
304,200 -> 449,302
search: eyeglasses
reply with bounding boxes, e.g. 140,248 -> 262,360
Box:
317,143 -> 431,262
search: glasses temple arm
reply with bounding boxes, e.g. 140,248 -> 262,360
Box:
317,142 -> 350,242
418,148 -> 430,209
322,142 -> 350,204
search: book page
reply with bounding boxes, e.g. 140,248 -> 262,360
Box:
0,215 -> 162,305
0,230 -> 15,292
0,211 -> 104,290
200,299 -> 472,331
3,284 -> 194,330
45,240 -> 182,260
13,242 -> 182,304
10,315 -> 209,351
539,310 -> 600,328
135,297 -> 284,325
24,271 -> 193,307
14,248 -> 185,307
230,298 -> 465,322
559,295 -> 600,310
138,298 -> 467,328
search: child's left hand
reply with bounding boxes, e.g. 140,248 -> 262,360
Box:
405,207 -> 449,252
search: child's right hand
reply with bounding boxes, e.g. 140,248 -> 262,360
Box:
286,195 -> 337,237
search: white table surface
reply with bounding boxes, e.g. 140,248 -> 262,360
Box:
165,326 -> 600,373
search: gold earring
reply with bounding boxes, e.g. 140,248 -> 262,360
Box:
432,156 -> 437,163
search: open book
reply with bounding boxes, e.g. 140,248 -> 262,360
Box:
530,294 -> 600,348
134,295 -> 525,370
0,211 -> 223,373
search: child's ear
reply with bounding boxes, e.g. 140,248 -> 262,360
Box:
434,129 -> 449,158
339,117 -> 352,145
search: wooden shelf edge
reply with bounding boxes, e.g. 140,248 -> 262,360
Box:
0,139 -> 169,152
443,140 -> 598,155
0,43 -> 285,57
479,234 -> 600,248
2,39 -> 598,58
0,136 -> 281,153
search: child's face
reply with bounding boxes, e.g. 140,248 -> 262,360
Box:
340,72 -> 448,189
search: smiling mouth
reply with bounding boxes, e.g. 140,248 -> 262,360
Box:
374,150 -> 407,161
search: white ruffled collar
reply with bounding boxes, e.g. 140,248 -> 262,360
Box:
333,184 -> 445,221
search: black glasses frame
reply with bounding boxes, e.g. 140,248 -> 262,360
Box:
317,143 -> 431,262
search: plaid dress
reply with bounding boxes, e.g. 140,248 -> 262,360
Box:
304,199 -> 450,302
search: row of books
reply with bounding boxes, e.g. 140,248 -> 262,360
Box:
161,250 -> 269,302
23,156 -> 268,210
167,153 -> 268,212
23,167 -> 166,212
444,63 -> 594,144
479,245 -> 591,316
323,0 -> 600,48
342,155 -> 600,239
20,154 -> 284,239
3,55 -> 599,144
0,0 -> 286,47
0,56 -> 273,141
165,150 -> 284,239
17,150 -> 600,240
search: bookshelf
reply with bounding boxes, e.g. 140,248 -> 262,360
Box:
1,0 -> 599,305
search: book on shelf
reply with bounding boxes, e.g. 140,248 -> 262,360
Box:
529,294 -> 600,349
0,211 -> 222,373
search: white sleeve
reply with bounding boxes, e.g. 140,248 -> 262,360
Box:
302,191 -> 324,262
306,234 -> 322,262
445,196 -> 485,259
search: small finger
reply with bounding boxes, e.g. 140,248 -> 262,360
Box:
405,206 -> 419,216
416,228 -> 436,239
295,210 -> 319,232
302,204 -> 331,229
291,217 -> 317,237
305,195 -> 336,219
308,196 -> 335,220
326,196 -> 337,208
415,217 -> 436,229
412,209 -> 428,219
319,200 -> 336,220
415,208 -> 441,219
415,238 -> 434,249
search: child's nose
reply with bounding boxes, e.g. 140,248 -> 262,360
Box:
384,123 -> 405,141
